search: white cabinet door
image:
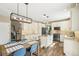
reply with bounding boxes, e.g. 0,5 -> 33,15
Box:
71,7 -> 79,31
46,35 -> 53,47
60,35 -> 64,42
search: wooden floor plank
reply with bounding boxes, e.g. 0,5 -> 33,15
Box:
38,41 -> 64,56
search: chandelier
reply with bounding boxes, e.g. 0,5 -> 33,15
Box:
10,13 -> 32,23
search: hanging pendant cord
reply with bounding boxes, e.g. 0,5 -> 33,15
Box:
17,3 -> 19,14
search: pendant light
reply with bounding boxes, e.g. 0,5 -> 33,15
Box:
10,3 -> 32,23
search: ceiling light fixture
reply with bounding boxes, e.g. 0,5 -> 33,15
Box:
43,14 -> 49,18
10,13 -> 32,23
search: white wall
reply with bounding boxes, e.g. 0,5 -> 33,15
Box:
0,22 -> 11,45
0,4 -> 12,45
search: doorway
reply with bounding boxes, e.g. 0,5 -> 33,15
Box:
11,21 -> 22,42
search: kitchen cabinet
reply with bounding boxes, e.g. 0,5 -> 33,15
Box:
40,35 -> 53,48
64,37 -> 79,56
71,7 -> 79,31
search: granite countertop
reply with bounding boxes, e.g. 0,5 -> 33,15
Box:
64,35 -> 79,42
65,36 -> 75,39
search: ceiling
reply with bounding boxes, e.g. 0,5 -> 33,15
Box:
28,3 -> 74,22
0,3 -> 17,16
0,3 -> 76,22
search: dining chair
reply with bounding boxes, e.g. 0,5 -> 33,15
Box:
12,48 -> 26,56
26,44 -> 38,56
30,44 -> 38,56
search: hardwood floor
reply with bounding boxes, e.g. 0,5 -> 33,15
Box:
38,41 -> 64,56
